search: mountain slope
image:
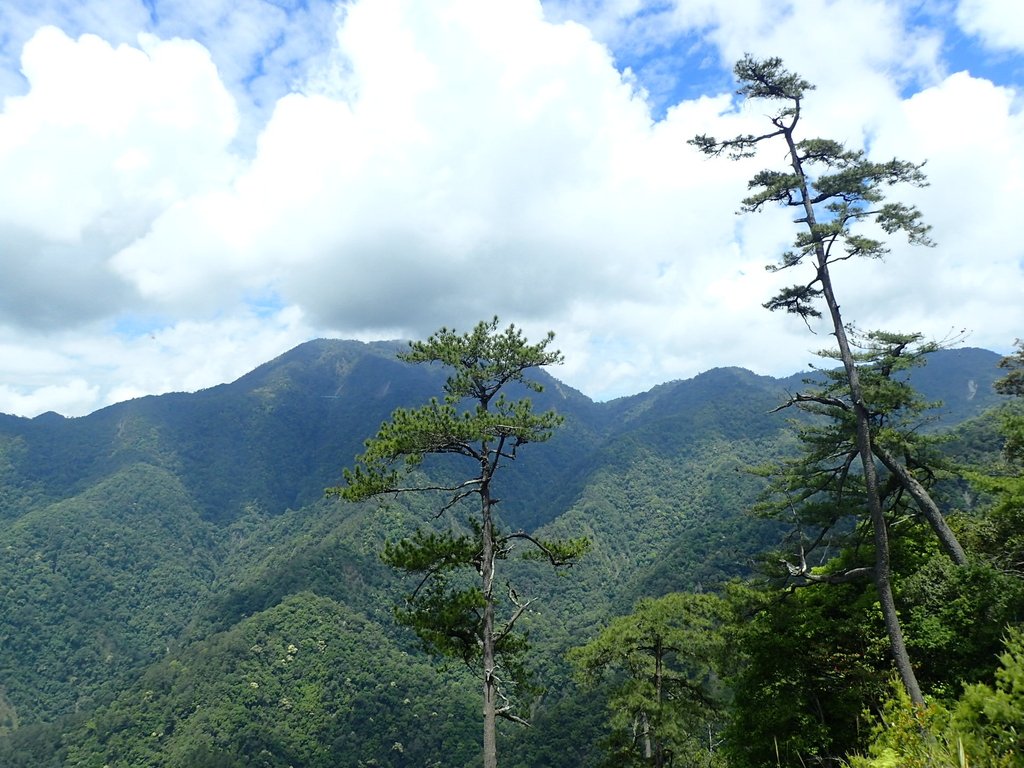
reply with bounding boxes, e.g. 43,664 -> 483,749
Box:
60,592 -> 480,768
0,463 -> 220,725
0,340 -> 1009,765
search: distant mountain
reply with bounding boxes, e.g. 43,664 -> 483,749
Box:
0,340 -> 1008,766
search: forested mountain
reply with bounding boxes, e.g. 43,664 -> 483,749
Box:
0,340 -> 1008,766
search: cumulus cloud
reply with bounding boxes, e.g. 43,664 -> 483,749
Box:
0,0 -> 148,97
0,26 -> 239,328
957,0 -> 1024,52
104,0 -> 815,403
112,2 -> 667,323
0,378 -> 100,419
861,71 -> 1024,350
0,306 -> 313,417
0,0 -> 339,148
0,0 -> 1021,416
543,0 -> 945,115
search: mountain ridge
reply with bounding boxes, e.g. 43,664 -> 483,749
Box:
0,338 -> 1011,766
0,341 -> 1005,525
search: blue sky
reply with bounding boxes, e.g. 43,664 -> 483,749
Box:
0,0 -> 1021,416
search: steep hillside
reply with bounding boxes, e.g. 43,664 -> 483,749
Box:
59,592 -> 481,768
0,340 -> 1008,766
0,464 -> 221,725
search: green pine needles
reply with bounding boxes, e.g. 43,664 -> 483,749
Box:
691,54 -> 933,323
691,54 -> 952,708
328,317 -> 588,768
337,319 -> 565,501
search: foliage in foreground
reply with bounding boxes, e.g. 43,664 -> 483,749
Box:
849,625 -> 1024,768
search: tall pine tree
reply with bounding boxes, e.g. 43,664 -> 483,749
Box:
330,317 -> 587,768
691,56 -> 950,705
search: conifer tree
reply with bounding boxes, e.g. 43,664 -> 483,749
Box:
756,329 -> 966,579
995,339 -> 1024,465
966,339 -> 1024,573
569,593 -> 726,768
329,317 -> 588,768
691,55 -> 949,705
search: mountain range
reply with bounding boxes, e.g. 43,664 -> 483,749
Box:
0,339 -> 1007,767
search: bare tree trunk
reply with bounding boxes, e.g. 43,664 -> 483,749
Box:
839,331 -> 925,707
819,249 -> 925,710
874,443 -> 968,565
640,712 -> 653,762
653,636 -> 664,768
481,486 -> 498,768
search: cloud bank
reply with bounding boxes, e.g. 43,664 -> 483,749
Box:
0,0 -> 1021,416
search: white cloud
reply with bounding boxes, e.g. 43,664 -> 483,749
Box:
543,0 -> 945,105
957,0 -> 1024,52
0,378 -> 100,419
110,1 -> 671,325
0,0 -> 340,150
859,70 -> 1024,350
1,27 -> 237,233
0,0 -> 1021,416
0,26 -> 239,328
99,305 -> 312,405
0,305 -> 313,417
0,1 -> 149,96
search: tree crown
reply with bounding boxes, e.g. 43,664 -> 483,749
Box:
402,316 -> 563,406
332,317 -> 564,502
689,55 -> 933,321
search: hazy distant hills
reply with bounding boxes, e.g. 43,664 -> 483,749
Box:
0,340 -> 1007,766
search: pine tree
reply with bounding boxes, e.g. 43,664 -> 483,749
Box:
329,317 -> 588,768
691,56 -> 948,705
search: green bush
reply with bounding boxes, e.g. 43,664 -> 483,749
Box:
849,626 -> 1024,768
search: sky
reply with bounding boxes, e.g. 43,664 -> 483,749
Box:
0,0 -> 1022,417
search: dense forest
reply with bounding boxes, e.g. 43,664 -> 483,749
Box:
0,330 -> 1018,766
